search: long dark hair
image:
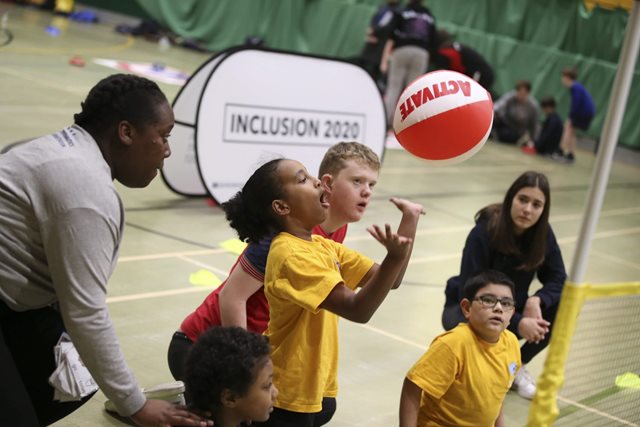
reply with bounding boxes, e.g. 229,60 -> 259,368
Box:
221,159 -> 285,243
475,171 -> 551,270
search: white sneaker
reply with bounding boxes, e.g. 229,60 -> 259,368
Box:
104,381 -> 186,414
512,367 -> 536,400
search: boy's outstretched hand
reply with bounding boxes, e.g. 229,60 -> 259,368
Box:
366,223 -> 412,259
389,197 -> 425,218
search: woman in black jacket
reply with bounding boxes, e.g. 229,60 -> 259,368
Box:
442,171 -> 567,400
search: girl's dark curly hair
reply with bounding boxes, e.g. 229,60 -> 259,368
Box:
221,158 -> 285,243
74,73 -> 167,135
184,327 -> 270,414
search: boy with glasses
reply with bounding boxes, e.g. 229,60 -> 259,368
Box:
399,271 -> 521,427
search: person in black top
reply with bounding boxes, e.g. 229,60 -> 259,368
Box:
380,0 -> 437,128
432,29 -> 495,92
441,171 -> 567,400
359,0 -> 400,93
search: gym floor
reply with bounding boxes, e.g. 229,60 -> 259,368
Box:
1,4 -> 639,426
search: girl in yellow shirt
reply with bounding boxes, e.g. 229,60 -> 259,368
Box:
221,158 -> 423,427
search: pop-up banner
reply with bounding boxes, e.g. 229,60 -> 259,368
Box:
161,49 -> 232,196
162,47 -> 386,203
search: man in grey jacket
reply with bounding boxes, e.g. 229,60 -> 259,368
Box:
0,74 -> 211,427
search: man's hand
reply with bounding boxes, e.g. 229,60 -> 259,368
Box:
131,400 -> 213,427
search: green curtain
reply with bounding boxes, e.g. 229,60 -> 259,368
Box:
128,0 -> 638,149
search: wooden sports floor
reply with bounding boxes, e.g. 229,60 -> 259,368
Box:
1,4 -> 639,426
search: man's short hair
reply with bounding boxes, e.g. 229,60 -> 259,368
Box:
514,80 -> 532,92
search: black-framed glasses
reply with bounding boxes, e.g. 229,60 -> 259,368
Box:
472,295 -> 516,310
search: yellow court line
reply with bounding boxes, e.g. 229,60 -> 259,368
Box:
3,34 -> 134,55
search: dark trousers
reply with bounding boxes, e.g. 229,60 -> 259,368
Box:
0,300 -> 94,427
252,397 -> 337,427
167,331 -> 193,381
441,301 -> 559,364
492,116 -> 523,144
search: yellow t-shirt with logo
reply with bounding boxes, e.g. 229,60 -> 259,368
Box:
264,232 -> 374,413
407,323 -> 521,427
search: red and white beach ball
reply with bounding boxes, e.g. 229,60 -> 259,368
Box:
392,70 -> 493,164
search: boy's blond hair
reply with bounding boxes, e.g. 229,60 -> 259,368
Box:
318,141 -> 381,177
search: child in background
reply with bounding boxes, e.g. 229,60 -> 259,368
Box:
522,96 -> 563,156
400,270 -> 521,427
184,326 -> 278,427
492,80 -> 539,145
433,29 -> 495,92
555,66 -> 595,163
222,158 -> 424,427
168,142 -> 381,381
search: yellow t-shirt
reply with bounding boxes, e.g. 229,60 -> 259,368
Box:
264,232 -> 374,413
407,323 -> 521,427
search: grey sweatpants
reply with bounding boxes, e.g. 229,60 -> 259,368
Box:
384,45 -> 429,126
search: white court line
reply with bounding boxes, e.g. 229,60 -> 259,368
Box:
408,253 -> 460,265
106,255 -> 228,304
557,226 -> 640,245
406,227 -> 640,267
114,206 -> 639,263
108,209 -> 640,304
346,207 -> 640,243
0,68 -> 87,96
552,206 -> 640,222
114,225 -> 640,269
355,324 -> 426,351
176,255 -> 232,277
590,249 -> 640,272
381,164 -> 555,174
0,105 -> 76,114
119,248 -> 225,263
556,395 -> 639,426
346,225 -> 471,243
106,286 -> 211,303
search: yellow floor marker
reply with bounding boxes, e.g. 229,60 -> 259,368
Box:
189,269 -> 222,288
615,372 -> 640,389
219,238 -> 247,255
